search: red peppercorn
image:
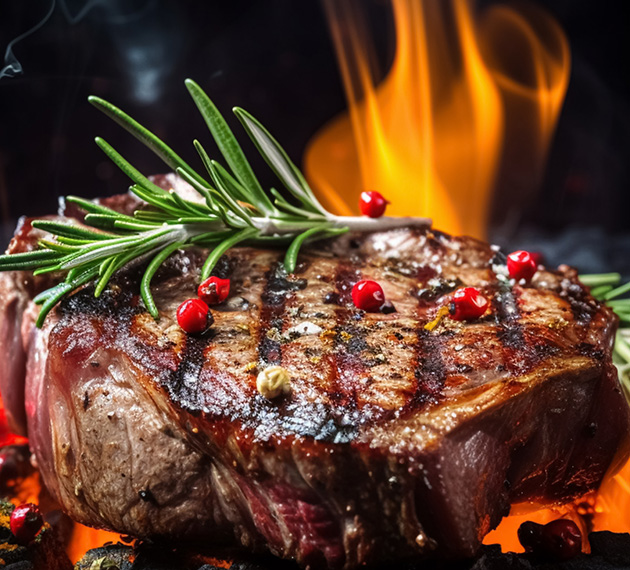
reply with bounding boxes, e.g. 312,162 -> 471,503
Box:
10,503 -> 44,544
448,287 -> 489,321
540,519 -> 582,560
518,519 -> 582,560
176,298 -> 212,334
359,191 -> 388,218
198,276 -> 230,305
352,280 -> 385,312
507,250 -> 538,282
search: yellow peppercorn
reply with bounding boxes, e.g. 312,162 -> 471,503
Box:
256,365 -> 291,399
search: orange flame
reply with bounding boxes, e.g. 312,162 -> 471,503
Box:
306,0 -> 630,552
485,457 -> 630,552
66,524 -> 122,564
593,458 -> 630,533
305,0 -> 570,238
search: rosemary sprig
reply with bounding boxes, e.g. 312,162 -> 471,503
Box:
0,79 -> 427,326
583,272 -> 630,398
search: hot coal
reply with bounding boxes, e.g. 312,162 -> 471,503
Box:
73,531 -> 630,570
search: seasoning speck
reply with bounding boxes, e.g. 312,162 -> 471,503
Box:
286,322 -> 323,337
380,300 -> 397,314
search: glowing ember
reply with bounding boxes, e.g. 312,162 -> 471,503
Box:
305,0 -> 570,238
66,524 -> 122,564
592,454 -> 630,533
0,407 -> 27,449
483,417 -> 630,549
484,502 -> 589,554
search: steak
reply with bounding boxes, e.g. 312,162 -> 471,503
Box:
1,175 -> 629,569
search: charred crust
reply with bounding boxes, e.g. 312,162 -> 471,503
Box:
416,277 -> 461,303
559,277 -> 599,325
210,254 -> 233,280
165,333 -> 213,414
578,343 -> 605,360
412,328 -> 447,406
490,250 -> 508,266
380,301 -> 397,314
336,324 -> 369,354
323,291 -> 340,305
57,284 -> 142,322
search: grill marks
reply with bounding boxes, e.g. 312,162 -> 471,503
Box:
491,278 -> 529,374
167,333 -> 214,414
51,231 -> 614,447
166,259 -> 236,412
330,261 -> 367,408
257,260 -> 307,366
274,257 -> 374,443
412,265 -> 448,406
493,286 -> 524,345
257,264 -> 285,367
164,251 -> 270,417
413,330 -> 447,404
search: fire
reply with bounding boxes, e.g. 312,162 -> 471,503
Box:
2,399 -> 121,562
593,456 -> 630,533
306,0 -> 630,552
486,457 -> 630,552
66,524 -> 122,564
305,0 -> 570,238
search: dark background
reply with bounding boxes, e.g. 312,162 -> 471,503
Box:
0,0 -> 628,274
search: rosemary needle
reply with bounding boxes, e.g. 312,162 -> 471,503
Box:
584,272 -> 630,399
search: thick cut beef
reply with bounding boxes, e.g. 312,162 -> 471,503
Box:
0,177 -> 629,569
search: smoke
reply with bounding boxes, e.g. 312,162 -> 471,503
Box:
58,0 -> 101,24
99,0 -> 180,104
0,0 -> 56,79
1,0 -> 161,96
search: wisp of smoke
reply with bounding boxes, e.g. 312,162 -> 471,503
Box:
0,0 -> 156,81
0,0 -> 56,79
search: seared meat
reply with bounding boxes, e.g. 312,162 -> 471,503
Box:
1,175 -> 629,569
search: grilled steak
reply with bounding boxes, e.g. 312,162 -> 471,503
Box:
1,175 -> 629,569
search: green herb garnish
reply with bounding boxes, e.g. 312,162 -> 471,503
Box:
582,272 -> 630,397
0,79 -> 426,327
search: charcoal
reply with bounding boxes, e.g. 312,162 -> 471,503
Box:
74,543 -> 134,570
588,531 -> 630,567
0,500 -> 71,570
